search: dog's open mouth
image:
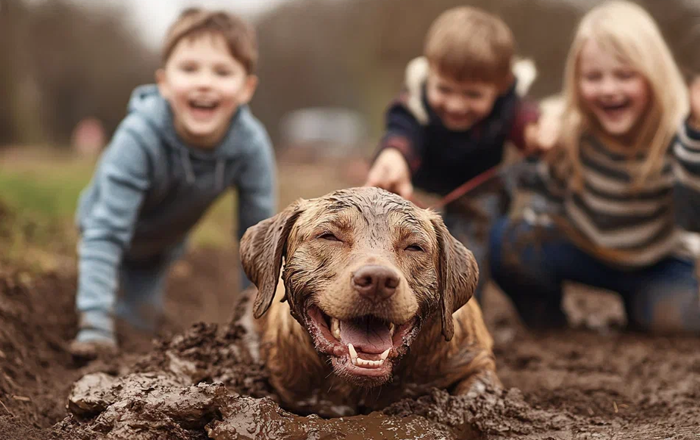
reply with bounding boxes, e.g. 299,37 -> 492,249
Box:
306,306 -> 417,383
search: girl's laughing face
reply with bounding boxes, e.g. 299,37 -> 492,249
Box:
578,40 -> 651,141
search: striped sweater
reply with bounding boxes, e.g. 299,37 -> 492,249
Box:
527,120 -> 700,267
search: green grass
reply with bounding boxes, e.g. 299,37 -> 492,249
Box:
0,160 -> 92,220
0,149 -> 237,269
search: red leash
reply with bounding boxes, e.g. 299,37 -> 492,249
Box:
409,165 -> 500,210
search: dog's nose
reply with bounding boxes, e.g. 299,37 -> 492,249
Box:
351,265 -> 400,301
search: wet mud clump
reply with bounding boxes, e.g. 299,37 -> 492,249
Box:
56,323 -> 464,439
55,293 -> 700,440
54,320 -> 566,440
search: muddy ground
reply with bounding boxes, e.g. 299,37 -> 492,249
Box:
1,159 -> 699,439
1,247 -> 699,440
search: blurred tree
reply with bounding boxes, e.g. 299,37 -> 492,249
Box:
0,0 -> 34,145
0,0 -> 157,147
253,0 -> 700,148
1,0 -> 697,149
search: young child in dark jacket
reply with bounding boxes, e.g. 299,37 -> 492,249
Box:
365,6 -> 540,299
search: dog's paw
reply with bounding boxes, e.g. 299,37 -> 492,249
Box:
455,370 -> 501,398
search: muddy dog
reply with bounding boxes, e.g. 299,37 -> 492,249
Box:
240,187 -> 499,416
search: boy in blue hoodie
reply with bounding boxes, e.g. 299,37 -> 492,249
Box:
69,8 -> 276,357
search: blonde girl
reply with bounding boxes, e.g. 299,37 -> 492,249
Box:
489,1 -> 700,333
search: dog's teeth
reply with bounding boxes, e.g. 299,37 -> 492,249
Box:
380,348 -> 391,360
352,356 -> 386,368
357,358 -> 381,368
331,318 -> 341,340
389,323 -> 395,337
348,343 -> 358,364
348,344 -> 388,368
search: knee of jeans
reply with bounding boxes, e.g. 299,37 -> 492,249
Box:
488,218 -> 516,279
630,288 -> 700,334
120,266 -> 169,302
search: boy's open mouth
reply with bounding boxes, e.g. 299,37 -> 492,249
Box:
442,111 -> 474,126
188,98 -> 220,119
305,305 -> 418,384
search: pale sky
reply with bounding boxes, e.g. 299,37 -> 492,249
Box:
70,0 -> 291,49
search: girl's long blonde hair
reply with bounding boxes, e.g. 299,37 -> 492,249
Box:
557,1 -> 688,190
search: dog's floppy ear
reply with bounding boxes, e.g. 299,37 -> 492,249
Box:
240,201 -> 304,318
431,215 -> 479,341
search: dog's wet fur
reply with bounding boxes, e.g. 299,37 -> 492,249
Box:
240,187 -> 499,416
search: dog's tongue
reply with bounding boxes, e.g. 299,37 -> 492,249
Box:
340,319 -> 392,354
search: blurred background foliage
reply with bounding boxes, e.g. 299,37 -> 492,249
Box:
0,0 -> 698,266
0,0 -> 156,146
1,0 -> 699,148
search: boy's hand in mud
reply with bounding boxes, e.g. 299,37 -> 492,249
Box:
364,148 -> 413,199
689,75 -> 700,130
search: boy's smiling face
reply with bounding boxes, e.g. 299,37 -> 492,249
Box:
157,32 -> 257,148
426,66 -> 500,131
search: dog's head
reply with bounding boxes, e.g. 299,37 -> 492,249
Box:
241,187 -> 478,387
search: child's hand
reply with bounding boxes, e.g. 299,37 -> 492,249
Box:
689,75 -> 700,130
525,118 -> 559,154
525,95 -> 564,154
364,149 -> 413,199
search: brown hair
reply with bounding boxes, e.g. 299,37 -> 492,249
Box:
162,8 -> 258,74
424,6 -> 514,87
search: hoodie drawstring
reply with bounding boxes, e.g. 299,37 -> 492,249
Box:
180,149 -> 196,185
215,159 -> 225,192
179,149 -> 226,191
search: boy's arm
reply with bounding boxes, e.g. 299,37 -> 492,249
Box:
236,137 -> 276,241
366,100 -> 426,199
235,134 -> 276,288
375,101 -> 426,174
76,128 -> 150,314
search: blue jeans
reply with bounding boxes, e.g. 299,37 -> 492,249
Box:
442,193 -> 505,302
489,218 -> 700,333
113,242 -> 188,330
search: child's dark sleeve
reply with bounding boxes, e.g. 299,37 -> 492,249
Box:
374,100 -> 426,174
673,120 -> 700,232
76,127 -> 151,312
507,98 -> 540,151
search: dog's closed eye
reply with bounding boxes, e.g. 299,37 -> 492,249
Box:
317,231 -> 342,242
404,244 -> 424,252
